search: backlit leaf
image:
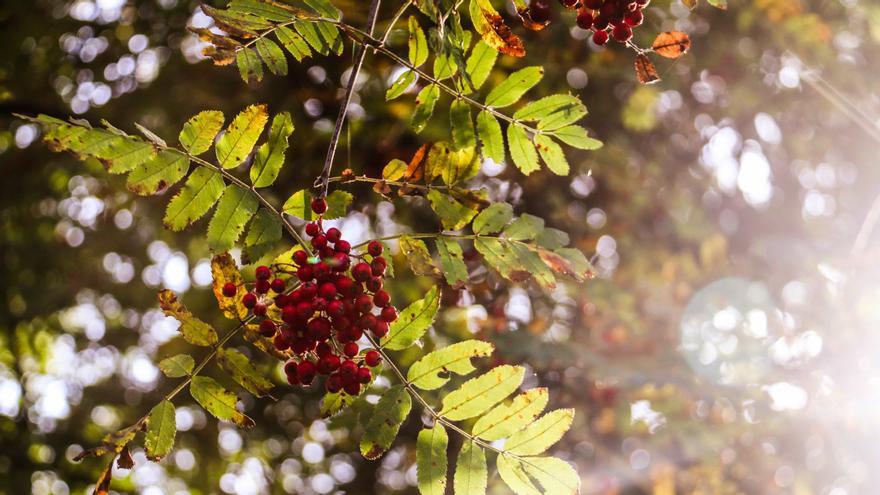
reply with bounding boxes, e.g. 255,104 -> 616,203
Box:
250,111 -> 294,187
497,455 -> 541,495
454,440 -> 487,495
472,388 -> 549,440
207,186 -> 260,251
408,16 -> 429,67
126,149 -> 189,196
215,104 -> 268,169
145,401 -> 176,461
398,236 -> 440,277
635,54 -> 661,84
411,84 -> 441,133
359,385 -> 412,459
509,242 -> 557,289
256,37 -> 288,75
473,202 -> 513,234
503,214 -> 544,240
407,340 -> 494,390
275,26 -> 312,61
652,31 -> 691,58
534,134 -> 570,175
469,0 -> 525,57
435,238 -> 469,286
505,408 -> 574,455
179,110 -> 224,155
476,111 -> 504,163
427,189 -> 478,230
507,125 -> 540,175
522,456 -> 580,494
485,67 -> 543,108
158,354 -> 195,378
450,100 -> 476,149
236,48 -> 263,83
514,94 -> 587,131
439,365 -> 525,420
244,208 -> 283,261
211,252 -> 248,320
465,41 -> 498,91
382,159 -> 408,180
417,424 -> 448,495
157,289 -> 218,346
163,167 -> 225,231
189,376 -> 255,428
386,70 -> 416,100
551,125 -> 603,150
218,348 -> 274,397
382,286 -> 440,350
282,189 -> 352,220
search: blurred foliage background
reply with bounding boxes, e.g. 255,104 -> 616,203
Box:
2,0 -> 880,493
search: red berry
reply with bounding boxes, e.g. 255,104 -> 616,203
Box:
560,0 -> 578,7
271,278 -> 286,294
331,253 -> 351,272
335,240 -> 351,253
364,350 -> 382,367
370,257 -> 387,277
313,261 -> 331,280
296,301 -> 315,319
356,367 -> 372,384
366,277 -> 383,293
326,373 -> 343,393
255,265 -> 272,280
275,333 -> 290,351
259,320 -> 277,337
297,266 -> 314,282
318,282 -> 337,299
282,305 -> 297,324
284,360 -> 298,377
340,359 -> 357,377
373,320 -> 389,338
297,361 -> 317,384
529,0 -> 552,23
352,262 -> 372,282
327,300 -> 345,318
308,317 -> 332,340
380,306 -> 398,323
367,240 -> 383,257
612,23 -> 632,42
355,294 -> 373,313
253,303 -> 267,317
343,342 -> 359,358
305,222 -> 320,237
222,282 -> 237,297
275,294 -> 290,308
312,234 -> 328,250
316,342 -> 332,358
583,0 -> 602,8
343,380 -> 360,396
577,11 -> 594,29
592,29 -> 609,45
373,290 -> 391,308
326,227 -> 342,242
318,354 -> 340,374
311,197 -> 328,214
624,9 -> 643,26
300,282 -> 318,300
255,279 -> 270,294
242,293 -> 257,309
293,250 -> 309,266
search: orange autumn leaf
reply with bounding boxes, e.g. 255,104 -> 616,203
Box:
652,31 -> 692,59
634,54 -> 661,84
470,0 -> 526,57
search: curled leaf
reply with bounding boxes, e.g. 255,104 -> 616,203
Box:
634,54 -> 661,84
469,0 -> 525,58
652,31 -> 691,59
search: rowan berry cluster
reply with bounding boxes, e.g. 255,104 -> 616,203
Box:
221,197 -> 395,397
530,0 -> 649,46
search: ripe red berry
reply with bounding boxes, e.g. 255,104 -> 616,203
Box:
356,367 -> 372,384
255,265 -> 272,280
297,265 -> 314,282
284,360 -> 298,377
271,278 -> 286,294
282,305 -> 297,324
370,257 -> 387,276
297,361 -> 317,385
380,306 -> 398,323
364,350 -> 382,367
327,300 -> 345,318
253,302 -> 267,316
300,281 -> 317,300
335,240 -> 351,253
355,294 -> 373,313
331,253 -> 351,272
296,301 -> 315,319
583,0 -> 602,8
592,29 -> 609,45
242,293 -> 257,309
576,11 -> 594,29
255,279 -> 270,294
316,341 -> 332,358
313,261 -> 331,280
307,317 -> 332,340
624,9 -> 643,26
352,262 -> 372,282
275,333 -> 290,351
305,222 -> 320,237
343,380 -> 360,396
222,282 -> 237,297
318,354 -> 340,374
373,320 -> 389,338
365,277 -> 383,293
311,197 -> 328,214
529,0 -> 552,23
326,373 -> 343,393
259,320 -> 277,337
326,227 -> 342,242
343,342 -> 359,358
293,250 -> 309,266
612,23 -> 632,42
312,234 -> 328,250
560,0 -> 578,8
340,359 -> 357,377
373,290 -> 391,308
367,240 -> 383,257
275,294 -> 290,308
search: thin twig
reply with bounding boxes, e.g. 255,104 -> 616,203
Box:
315,0 -> 384,197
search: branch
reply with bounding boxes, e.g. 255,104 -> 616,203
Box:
314,0 -> 384,197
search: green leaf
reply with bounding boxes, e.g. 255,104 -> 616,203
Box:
534,134 -> 570,175
315,21 -> 343,55
282,189 -> 352,220
408,16 -> 429,67
497,455 -> 541,495
472,388 -> 549,440
293,20 -> 328,55
179,110 -> 224,155
536,228 -> 569,249
158,354 -> 195,378
435,238 -> 468,286
163,167 -> 226,231
454,440 -> 487,495
145,401 -> 176,461
255,38 -> 288,75
207,186 -> 260,251
382,158 -> 408,180
215,104 -> 269,169
211,252 -> 249,320
275,26 -> 313,61
439,365 -> 525,420
303,0 -> 341,19
321,391 -> 358,418
189,376 -> 255,428
229,0 -> 301,21
507,125 -> 540,175
417,424 -> 448,495
550,248 -> 594,281
407,340 -> 494,390
707,0 -> 727,9
450,100 -> 476,149
465,41 -> 498,91
505,408 -> 574,455
427,189 -> 478,231
425,142 -> 479,186
217,348 -> 274,397
99,137 -> 158,174
411,84 -> 441,133
135,122 -> 167,147
398,235 -> 441,277
359,385 -> 412,459
522,457 -> 580,494
236,48 -> 263,83
245,208 -> 283,260
474,237 -> 525,283
433,49 -> 457,80
386,70 -> 416,100
157,289 -> 218,346
473,202 -> 513,234
513,94 -> 587,131
476,111 -> 504,164
503,214 -> 545,240
509,242 -> 557,289
485,67 -> 543,108
126,149 -> 189,196
550,125 -> 603,150
382,286 -> 440,350
251,111 -> 294,187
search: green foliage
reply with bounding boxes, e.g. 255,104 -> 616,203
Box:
417,424 -> 448,495
454,440 -> 487,495
157,290 -> 218,347
472,388 -> 549,441
387,70 -> 416,100
435,237 -> 469,286
408,16 -> 429,67
207,186 -> 260,251
282,189 -> 352,220
504,408 -> 574,455
439,365 -> 525,421
190,376 -> 255,428
215,104 -> 269,169
359,385 -> 412,459
145,401 -> 176,461
251,112 -> 294,187
382,286 -> 440,350
158,355 -> 195,378
217,348 -> 274,397
407,340 -> 494,390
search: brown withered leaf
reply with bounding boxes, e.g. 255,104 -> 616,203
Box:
403,144 -> 428,182
373,180 -> 393,197
515,7 -> 550,31
95,457 -> 114,495
634,54 -> 661,84
116,446 -> 134,470
470,0 -> 526,57
652,31 -> 691,59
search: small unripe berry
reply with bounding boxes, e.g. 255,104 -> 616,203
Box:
222,282 -> 237,297
311,197 -> 328,214
326,227 -> 342,242
305,222 -> 320,237
592,29 -> 609,45
364,350 -> 382,367
367,240 -> 383,257
242,293 -> 257,309
255,265 -> 272,280
343,342 -> 359,358
271,278 -> 286,294
259,320 -> 277,337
